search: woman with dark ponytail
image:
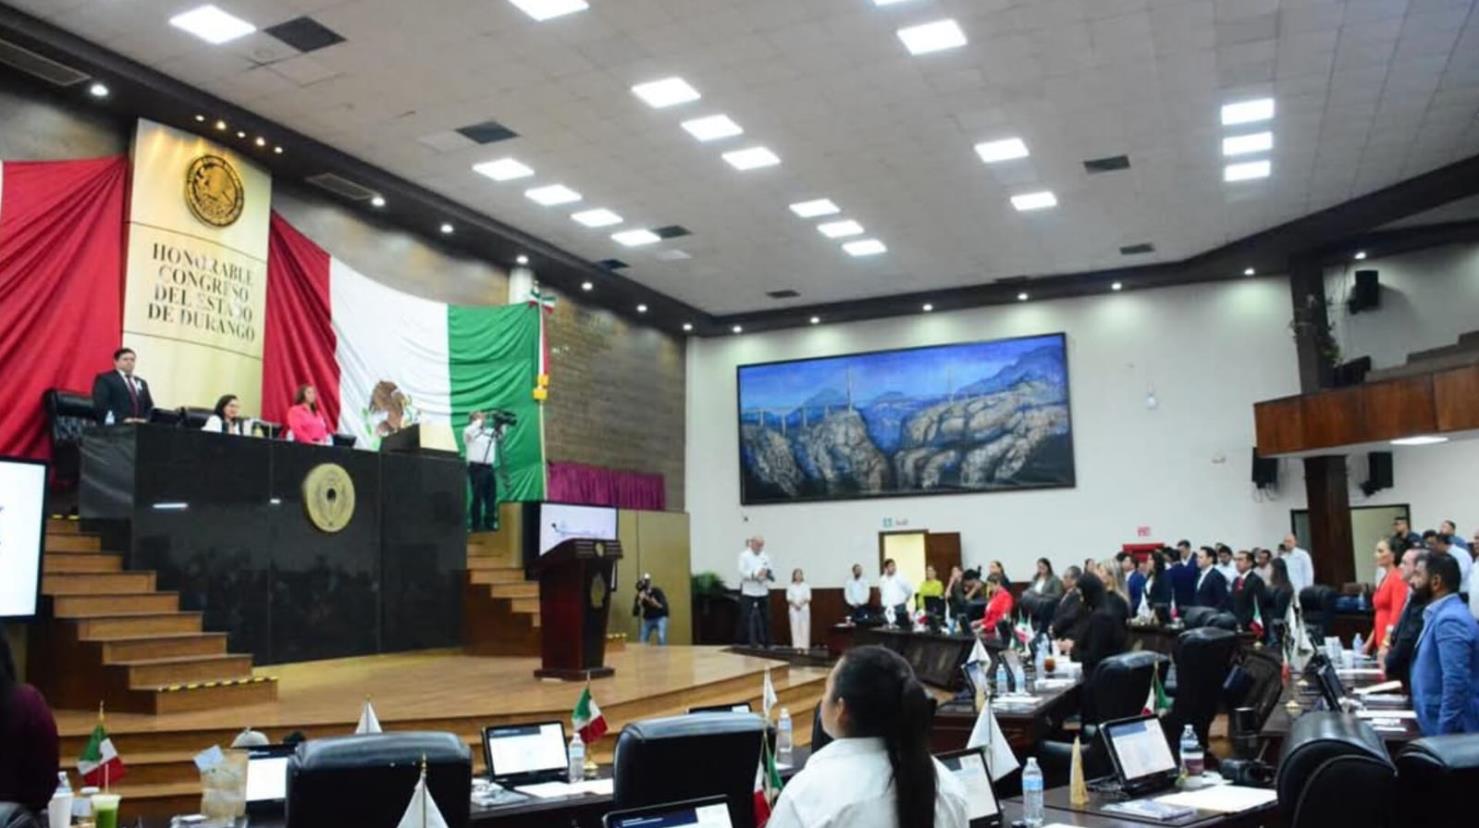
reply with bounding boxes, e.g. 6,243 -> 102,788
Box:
767,645 -> 967,828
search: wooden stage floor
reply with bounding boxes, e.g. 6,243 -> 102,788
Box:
52,645 -> 830,820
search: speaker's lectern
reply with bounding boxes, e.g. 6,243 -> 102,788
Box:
533,538 -> 623,680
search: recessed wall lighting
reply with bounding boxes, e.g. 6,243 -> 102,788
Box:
818,220 -> 864,239
843,239 -> 887,256
215,119 -> 227,131
525,184 -> 582,206
273,146 -> 283,154
370,195 -> 386,208
612,229 -> 661,247
922,303 -> 934,312
254,136 -> 267,147
789,199 -> 840,218
1244,267 -> 1256,276
681,114 -> 743,142
195,114 -> 206,122
631,77 -> 700,109
571,208 -> 623,228
1222,131 -> 1273,157
473,158 -> 534,181
722,146 -> 780,171
636,304 -> 648,313
1017,292 -> 1029,301
1390,435 -> 1448,446
897,19 -> 967,55
1224,160 -> 1271,182
1354,251 -> 1368,260
516,254 -> 529,265
1111,282 -> 1123,291
170,5 -> 257,45
581,281 -> 593,291
732,325 -> 743,334
440,223 -> 454,234
1010,191 -> 1058,211
235,131 -> 246,139
1221,98 -> 1275,126
88,82 -> 109,98
974,137 -> 1029,163
507,0 -> 589,21
682,323 -> 693,332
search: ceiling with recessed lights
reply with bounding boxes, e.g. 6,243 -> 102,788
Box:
12,0 -> 1479,315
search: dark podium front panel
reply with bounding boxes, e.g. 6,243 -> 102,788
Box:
80,425 -> 465,665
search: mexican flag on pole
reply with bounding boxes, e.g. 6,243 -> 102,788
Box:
754,668 -> 783,825
77,708 -> 126,787
572,686 -> 607,743
1142,671 -> 1171,716
1249,598 -> 1264,639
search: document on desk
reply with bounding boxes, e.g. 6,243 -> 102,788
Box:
1337,668 -> 1383,677
1154,785 -> 1278,813
1355,709 -> 1418,720
515,779 -> 613,799
1352,680 -> 1403,696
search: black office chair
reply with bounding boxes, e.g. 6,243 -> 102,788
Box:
1226,647 -> 1284,758
285,731 -> 471,828
1395,734 -> 1479,828
1299,586 -> 1339,641
1206,612 -> 1239,631
1180,606 -> 1216,629
1275,713 -> 1395,828
0,804 -> 40,828
613,713 -> 765,828
179,406 -> 214,428
1160,628 -> 1237,764
43,388 -> 98,491
1039,651 -> 1159,785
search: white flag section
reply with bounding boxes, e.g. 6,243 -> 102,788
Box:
395,767 -> 449,828
356,700 -> 382,734
967,638 -> 990,666
966,702 -> 1020,782
1284,600 -> 1316,672
761,669 -> 778,719
330,259 -> 453,450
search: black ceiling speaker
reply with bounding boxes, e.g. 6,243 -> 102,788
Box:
1332,356 -> 1372,388
1252,447 -> 1278,489
1348,269 -> 1380,314
1361,451 -> 1393,497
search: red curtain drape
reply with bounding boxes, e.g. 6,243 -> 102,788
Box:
547,461 -> 666,510
262,212 -> 340,430
0,156 -> 128,460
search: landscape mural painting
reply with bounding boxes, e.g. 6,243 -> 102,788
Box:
737,333 -> 1075,504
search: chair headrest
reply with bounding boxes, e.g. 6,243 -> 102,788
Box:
1398,734 -> 1479,775
623,712 -> 764,743
1277,712 -> 1393,801
293,731 -> 468,770
45,389 -> 95,417
0,803 -> 40,828
1182,606 -> 1216,628
1207,612 -> 1239,631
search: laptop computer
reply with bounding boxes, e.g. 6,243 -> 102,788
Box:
688,702 -> 753,714
1313,654 -> 1347,711
604,795 -> 733,828
936,747 -> 1002,828
244,744 -> 296,817
1099,714 -> 1181,797
482,721 -> 570,788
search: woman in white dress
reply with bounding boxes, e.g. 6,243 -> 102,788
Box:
202,394 -> 251,435
787,569 -> 812,651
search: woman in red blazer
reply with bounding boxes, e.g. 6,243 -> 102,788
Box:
286,384 -> 331,445
1368,539 -> 1408,654
981,574 -> 1015,632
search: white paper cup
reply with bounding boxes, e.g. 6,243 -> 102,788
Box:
48,793 -> 72,828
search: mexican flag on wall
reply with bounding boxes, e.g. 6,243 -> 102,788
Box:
263,213 -> 546,500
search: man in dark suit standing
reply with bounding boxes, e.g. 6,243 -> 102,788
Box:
1194,545 -> 1229,610
1169,539 -> 1199,610
91,347 -> 154,425
1382,547 -> 1427,691
1229,549 -> 1267,633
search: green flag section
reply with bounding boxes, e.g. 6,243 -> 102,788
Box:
449,304 -> 546,502
572,686 -> 607,743
78,719 -> 126,787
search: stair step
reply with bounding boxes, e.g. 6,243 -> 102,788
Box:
115,654 -> 255,688
46,517 -> 81,533
74,612 -> 203,638
44,571 -> 156,595
467,556 -> 519,572
488,582 -> 539,598
54,592 -> 180,617
46,533 -> 102,552
510,597 -> 539,614
145,675 -> 278,715
45,552 -> 124,573
97,633 -> 228,662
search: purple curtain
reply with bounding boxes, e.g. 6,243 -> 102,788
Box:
547,461 -> 666,510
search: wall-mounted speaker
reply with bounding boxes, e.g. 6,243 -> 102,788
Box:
1361,451 -> 1393,496
1332,356 -> 1372,388
1348,269 -> 1381,314
1252,447 -> 1278,489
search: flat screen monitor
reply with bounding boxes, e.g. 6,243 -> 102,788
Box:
537,503 -> 617,556
482,721 -> 569,785
1100,714 -> 1179,794
1314,654 -> 1346,710
936,747 -> 1001,827
688,703 -> 752,714
245,746 -> 295,804
604,796 -> 733,828
0,457 -> 47,620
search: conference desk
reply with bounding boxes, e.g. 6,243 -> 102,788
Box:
933,674 -> 1083,754
1126,622 -> 1257,657
828,624 -> 985,688
1010,785 -> 1279,828
1259,668 -> 1423,755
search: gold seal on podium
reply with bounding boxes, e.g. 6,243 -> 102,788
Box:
184,154 -> 245,227
302,463 -> 355,533
589,571 -> 608,610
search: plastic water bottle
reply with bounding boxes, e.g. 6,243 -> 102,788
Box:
1022,757 -> 1044,827
1180,724 -> 1204,777
1013,662 -> 1028,695
995,661 -> 1010,695
777,708 -> 794,762
1352,632 -> 1365,659
568,732 -> 585,782
55,772 -> 70,797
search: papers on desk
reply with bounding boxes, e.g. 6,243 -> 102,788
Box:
1352,680 -> 1403,696
1102,799 -> 1196,821
1355,709 -> 1417,720
991,693 -> 1037,705
1035,677 -> 1076,689
1337,668 -> 1383,677
1154,785 -> 1278,814
514,779 -> 614,799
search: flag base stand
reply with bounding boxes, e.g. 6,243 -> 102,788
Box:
534,667 -> 615,681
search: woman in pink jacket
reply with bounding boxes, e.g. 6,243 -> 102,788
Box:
286,384 -> 331,445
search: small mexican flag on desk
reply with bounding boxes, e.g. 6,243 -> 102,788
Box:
573,685 -> 608,742
78,705 -> 126,787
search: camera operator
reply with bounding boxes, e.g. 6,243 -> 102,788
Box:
632,573 -> 670,646
738,536 -> 774,648
464,410 -> 510,532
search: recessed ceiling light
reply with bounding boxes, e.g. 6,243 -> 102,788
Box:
810,316 -> 821,325
681,114 -> 743,142
516,254 -> 529,265
88,82 -> 108,98
1222,131 -> 1273,157
254,136 -> 266,147
631,77 -> 700,109
525,184 -> 582,206
571,208 -> 623,228
581,281 -> 593,291
974,137 -> 1029,163
682,323 -> 693,332
473,158 -> 534,182
1221,97 -> 1275,126
1224,160 -> 1271,182
818,220 -> 865,239
843,239 -> 886,256
235,130 -> 246,139
273,146 -> 283,154
194,114 -> 205,122
1244,267 -> 1256,276
1111,282 -> 1123,291
370,195 -> 386,208
1011,191 -> 1058,211
612,229 -> 661,247
897,19 -> 967,55
789,199 -> 840,218
732,325 -> 743,334
1354,251 -> 1368,260
636,304 -> 648,313
169,5 -> 257,45
922,303 -> 934,312
1017,292 -> 1029,301
214,119 -> 227,131
440,223 -> 454,234
722,146 -> 780,171
1390,435 -> 1448,446
506,0 -> 589,22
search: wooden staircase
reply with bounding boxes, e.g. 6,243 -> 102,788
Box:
29,517 -> 277,714
462,528 -> 544,656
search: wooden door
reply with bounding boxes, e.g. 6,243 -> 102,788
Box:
925,532 -> 962,578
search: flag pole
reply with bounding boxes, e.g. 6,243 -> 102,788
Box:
582,678 -> 598,773
99,701 -> 108,793
420,754 -> 427,826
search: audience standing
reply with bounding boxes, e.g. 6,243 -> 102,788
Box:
1193,546 -> 1229,610
1280,533 -> 1315,594
916,565 -> 944,615
1123,553 -> 1146,616
1050,566 -> 1085,640
1230,550 -> 1267,634
844,563 -> 871,623
878,559 -> 913,628
1368,540 -> 1408,657
1408,552 -> 1479,735
1169,541 -> 1198,610
632,574 -> 670,646
787,569 -> 812,652
1383,547 -> 1428,690
737,536 -> 773,647
1253,548 -> 1274,584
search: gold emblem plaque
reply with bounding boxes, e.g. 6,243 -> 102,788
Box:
589,571 -> 608,610
302,463 -> 355,533
184,154 -> 245,227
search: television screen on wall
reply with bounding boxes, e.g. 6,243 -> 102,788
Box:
737,333 -> 1075,505
0,457 -> 48,619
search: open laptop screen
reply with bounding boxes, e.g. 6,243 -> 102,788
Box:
605,796 -> 733,828
483,722 -> 568,782
936,747 -> 1000,826
1102,715 -> 1177,786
